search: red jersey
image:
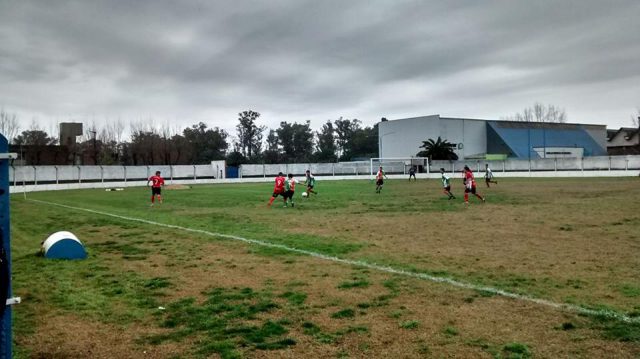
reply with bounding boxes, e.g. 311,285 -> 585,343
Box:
464,170 -> 475,187
149,175 -> 165,188
273,176 -> 285,193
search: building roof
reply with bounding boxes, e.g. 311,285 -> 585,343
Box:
607,127 -> 639,142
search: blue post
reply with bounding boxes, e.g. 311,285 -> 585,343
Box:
0,134 -> 12,359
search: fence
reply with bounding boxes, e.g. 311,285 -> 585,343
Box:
430,155 -> 640,174
10,164 -> 219,186
239,162 -> 373,178
8,156 -> 640,193
240,155 -> 640,178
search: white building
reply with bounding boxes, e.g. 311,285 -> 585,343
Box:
378,115 -> 607,160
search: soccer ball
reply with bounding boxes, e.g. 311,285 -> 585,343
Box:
302,192 -> 308,198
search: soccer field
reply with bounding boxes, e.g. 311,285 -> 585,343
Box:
10,177 -> 640,358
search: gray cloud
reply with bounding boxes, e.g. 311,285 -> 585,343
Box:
0,0 -> 638,137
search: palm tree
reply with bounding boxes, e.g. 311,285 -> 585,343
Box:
416,136 -> 458,161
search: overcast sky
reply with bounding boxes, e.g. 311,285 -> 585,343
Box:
1,0 -> 639,139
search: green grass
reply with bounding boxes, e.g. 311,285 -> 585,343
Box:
331,308 -> 356,319
337,279 -> 370,289
146,286 -> 295,357
502,342 -> 532,358
443,325 -> 459,336
9,178 -> 640,357
400,320 -> 420,330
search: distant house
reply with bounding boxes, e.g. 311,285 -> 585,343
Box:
607,127 -> 640,155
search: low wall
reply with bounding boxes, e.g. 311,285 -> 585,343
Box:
10,170 -> 638,194
239,155 -> 640,178
9,164 -> 219,186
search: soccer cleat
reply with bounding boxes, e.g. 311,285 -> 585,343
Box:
482,197 -> 486,203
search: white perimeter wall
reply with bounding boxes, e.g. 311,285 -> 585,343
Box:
10,156 -> 640,194
10,170 -> 639,194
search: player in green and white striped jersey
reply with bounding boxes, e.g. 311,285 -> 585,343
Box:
440,168 -> 455,200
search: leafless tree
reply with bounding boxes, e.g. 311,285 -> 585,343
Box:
0,108 -> 20,143
503,103 -> 567,123
631,108 -> 639,128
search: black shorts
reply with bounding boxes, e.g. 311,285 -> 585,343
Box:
152,187 -> 161,195
272,190 -> 284,197
307,184 -> 314,190
283,190 -> 294,199
465,186 -> 476,194
444,186 -> 451,192
376,179 -> 384,186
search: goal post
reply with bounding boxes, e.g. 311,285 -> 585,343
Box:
369,157 -> 430,179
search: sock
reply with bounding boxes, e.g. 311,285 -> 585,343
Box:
268,197 -> 275,206
158,195 -> 162,203
151,195 -> 155,203
464,193 -> 469,202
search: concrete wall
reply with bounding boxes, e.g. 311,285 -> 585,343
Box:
11,169 -> 640,194
378,115 -> 486,160
440,118 -> 486,159
378,115 -> 440,158
10,156 -> 640,193
10,164 -> 218,186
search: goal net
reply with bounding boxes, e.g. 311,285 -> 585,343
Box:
369,157 -> 430,179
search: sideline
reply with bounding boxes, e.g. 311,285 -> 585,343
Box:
28,198 -> 638,324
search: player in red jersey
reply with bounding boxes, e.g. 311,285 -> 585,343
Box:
267,172 -> 286,207
147,170 -> 165,206
463,165 -> 485,204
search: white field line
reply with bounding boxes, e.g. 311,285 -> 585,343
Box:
30,198 -> 638,324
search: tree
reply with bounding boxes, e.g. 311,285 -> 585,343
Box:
503,103 -> 567,123
276,121 -> 314,163
292,121 -> 314,162
14,124 -> 58,165
416,136 -> 458,161
14,129 -> 57,146
343,124 -> 378,160
315,120 -> 337,162
129,129 -> 162,165
236,110 -> 266,160
334,117 -> 361,160
183,122 -> 228,164
0,109 -> 20,143
170,134 -> 191,165
226,141 -> 246,167
276,122 -> 295,162
262,129 -> 280,164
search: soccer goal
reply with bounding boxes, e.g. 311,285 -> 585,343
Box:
369,157 -> 430,179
